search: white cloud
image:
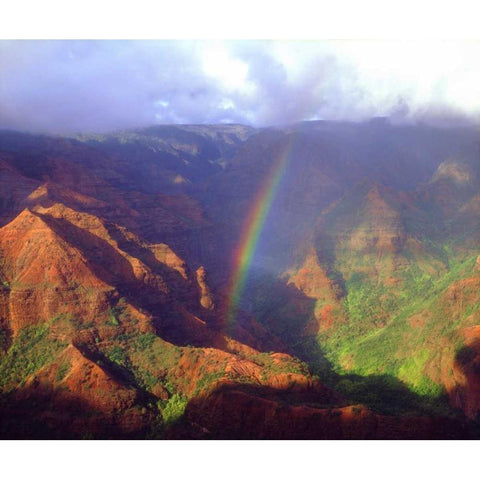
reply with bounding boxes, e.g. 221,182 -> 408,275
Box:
201,43 -> 250,91
1,40 -> 479,133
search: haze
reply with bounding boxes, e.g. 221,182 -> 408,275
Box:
1,39 -> 480,134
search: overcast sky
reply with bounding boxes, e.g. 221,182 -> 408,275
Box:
1,39 -> 480,133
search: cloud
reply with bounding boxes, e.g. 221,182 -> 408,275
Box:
1,40 -> 479,133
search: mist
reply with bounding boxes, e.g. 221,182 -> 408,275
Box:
1,40 -> 479,134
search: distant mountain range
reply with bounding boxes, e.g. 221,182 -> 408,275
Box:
0,120 -> 479,439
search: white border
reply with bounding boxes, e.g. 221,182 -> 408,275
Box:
1,0 -> 480,39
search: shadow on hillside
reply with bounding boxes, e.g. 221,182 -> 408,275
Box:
34,211 -> 186,307
0,368 -> 474,440
166,380 -> 473,440
450,344 -> 480,430
0,217 -> 476,438
238,268 -> 464,419
0,322 -> 477,440
0,384 -> 158,440
28,211 -> 282,355
313,231 -> 347,294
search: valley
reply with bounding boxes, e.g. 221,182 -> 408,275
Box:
0,119 -> 479,438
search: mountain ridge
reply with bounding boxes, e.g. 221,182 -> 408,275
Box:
0,121 -> 479,438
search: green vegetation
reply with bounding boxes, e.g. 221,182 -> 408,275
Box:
193,370 -> 225,396
133,333 -> 157,351
107,308 -> 119,326
312,251 -> 479,414
248,192 -> 480,418
134,368 -> 159,391
105,345 -> 128,367
100,331 -> 186,398
250,351 -> 310,377
397,351 -> 445,400
342,272 -> 398,334
334,373 -> 449,416
55,360 -> 71,382
0,324 -> 67,392
159,393 -> 188,426
0,328 -> 9,352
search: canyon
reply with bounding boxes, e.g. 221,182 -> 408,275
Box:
0,119 -> 479,439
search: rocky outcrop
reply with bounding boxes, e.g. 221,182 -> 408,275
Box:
286,248 -> 345,332
195,266 -> 214,310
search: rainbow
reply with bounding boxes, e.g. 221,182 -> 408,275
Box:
224,138 -> 293,330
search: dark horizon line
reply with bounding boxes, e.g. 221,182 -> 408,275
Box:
1,114 -> 479,139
